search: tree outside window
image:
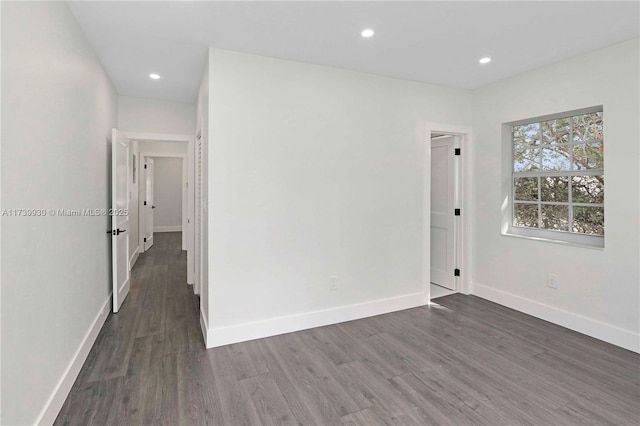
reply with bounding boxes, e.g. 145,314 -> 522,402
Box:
512,110 -> 604,240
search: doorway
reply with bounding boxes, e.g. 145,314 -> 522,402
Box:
138,153 -> 188,255
426,125 -> 470,301
430,133 -> 458,298
118,131 -> 196,291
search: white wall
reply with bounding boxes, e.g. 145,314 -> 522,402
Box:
139,140 -> 188,155
1,2 -> 118,424
118,95 -> 196,134
152,157 -> 183,229
471,39 -> 640,351
205,48 -> 472,346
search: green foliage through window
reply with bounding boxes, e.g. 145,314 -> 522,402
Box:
512,110 -> 604,237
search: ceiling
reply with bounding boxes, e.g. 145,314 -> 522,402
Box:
68,1 -> 639,104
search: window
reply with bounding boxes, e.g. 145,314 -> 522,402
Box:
508,108 -> 604,247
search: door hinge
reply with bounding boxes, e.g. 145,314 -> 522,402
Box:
454,208 -> 461,216
454,148 -> 461,156
144,237 -> 147,243
454,268 -> 461,277
144,201 -> 147,206
144,164 -> 147,169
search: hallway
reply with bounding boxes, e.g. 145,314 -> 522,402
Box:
55,232 -> 203,424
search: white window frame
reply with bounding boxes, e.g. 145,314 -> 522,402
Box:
501,106 -> 604,249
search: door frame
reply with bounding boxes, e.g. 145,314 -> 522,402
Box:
126,132 -> 195,286
424,123 -> 472,302
139,153 -> 188,251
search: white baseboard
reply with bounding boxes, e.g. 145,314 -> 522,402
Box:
129,247 -> 139,271
154,225 -> 182,233
472,282 -> 640,353
36,294 -> 112,425
206,292 -> 426,348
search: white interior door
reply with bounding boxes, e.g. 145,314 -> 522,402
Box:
430,137 -> 456,290
112,129 -> 130,313
144,158 -> 155,251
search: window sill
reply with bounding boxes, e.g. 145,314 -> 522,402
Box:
502,230 -> 605,250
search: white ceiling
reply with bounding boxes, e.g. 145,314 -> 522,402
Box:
68,1 -> 639,104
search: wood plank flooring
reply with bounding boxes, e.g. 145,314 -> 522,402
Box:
55,232 -> 640,425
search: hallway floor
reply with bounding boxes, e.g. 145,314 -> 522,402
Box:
55,232 -> 640,425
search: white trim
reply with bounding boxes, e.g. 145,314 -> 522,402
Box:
35,294 -> 112,425
200,309 -> 210,347
140,152 -> 188,158
124,132 -> 192,143
205,292 -> 425,348
129,246 -> 139,271
154,225 -> 182,233
472,282 -> 640,353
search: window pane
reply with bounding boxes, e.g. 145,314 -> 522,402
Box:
541,176 -> 569,202
541,205 -> 569,231
510,110 -> 605,242
573,206 -> 604,235
514,203 -> 538,228
573,112 -> 603,142
514,177 -> 538,201
514,148 -> 540,172
542,118 -> 571,145
572,175 -> 604,204
573,142 -> 603,170
542,147 -> 571,171
513,123 -> 540,147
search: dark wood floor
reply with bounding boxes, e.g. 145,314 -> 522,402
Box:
56,232 -> 640,425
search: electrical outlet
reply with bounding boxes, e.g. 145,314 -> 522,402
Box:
547,273 -> 559,289
329,276 -> 338,291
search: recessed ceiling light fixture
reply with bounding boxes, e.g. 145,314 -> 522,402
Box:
361,29 -> 375,38
479,57 -> 492,64
149,73 -> 161,80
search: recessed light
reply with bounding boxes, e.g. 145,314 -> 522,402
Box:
479,57 -> 491,64
149,73 -> 160,80
361,29 -> 375,38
